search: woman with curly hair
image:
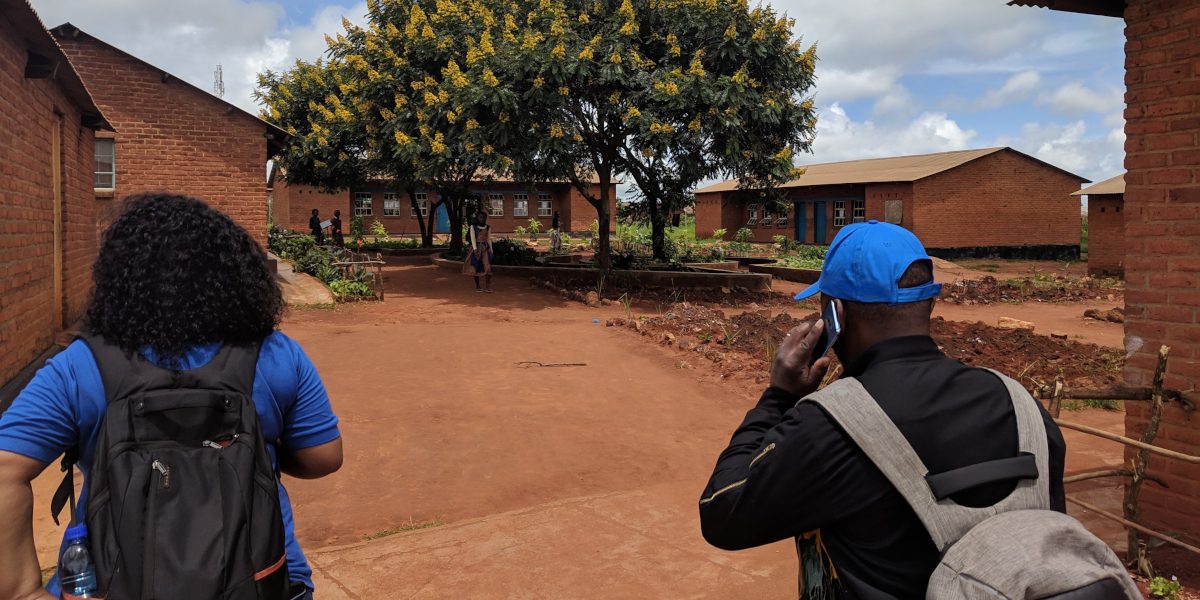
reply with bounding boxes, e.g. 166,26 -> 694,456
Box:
0,193 -> 342,600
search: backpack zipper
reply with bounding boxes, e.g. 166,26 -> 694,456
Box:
152,459 -> 171,489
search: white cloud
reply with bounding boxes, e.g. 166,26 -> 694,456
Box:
817,66 -> 901,103
1039,81 -> 1125,116
809,103 -> 976,164
969,70 -> 1042,110
996,120 -> 1125,182
28,0 -> 367,114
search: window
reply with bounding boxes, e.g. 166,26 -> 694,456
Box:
833,201 -> 847,227
411,192 -> 430,217
538,193 -> 553,216
513,193 -> 529,217
94,139 -> 115,189
852,199 -> 866,223
353,192 -> 373,217
383,192 -> 402,216
488,193 -> 504,216
747,204 -> 758,226
761,208 -> 773,225
777,207 -> 789,228
884,199 -> 903,224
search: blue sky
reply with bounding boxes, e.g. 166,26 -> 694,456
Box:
31,0 -> 1128,185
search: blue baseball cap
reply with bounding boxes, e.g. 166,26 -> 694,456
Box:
794,220 -> 942,304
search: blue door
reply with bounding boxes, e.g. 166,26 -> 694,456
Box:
434,202 -> 450,233
794,201 -> 806,244
813,202 -> 827,245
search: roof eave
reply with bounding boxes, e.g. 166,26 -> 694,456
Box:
1005,0 -> 1124,18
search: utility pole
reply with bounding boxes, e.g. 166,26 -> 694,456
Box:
213,64 -> 225,98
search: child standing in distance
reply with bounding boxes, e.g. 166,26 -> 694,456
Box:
464,211 -> 493,293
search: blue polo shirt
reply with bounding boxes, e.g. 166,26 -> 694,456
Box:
0,331 -> 340,594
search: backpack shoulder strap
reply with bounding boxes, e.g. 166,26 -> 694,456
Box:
802,372 -> 1050,551
180,340 -> 262,397
78,334 -> 174,403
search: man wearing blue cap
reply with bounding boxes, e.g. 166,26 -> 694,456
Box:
698,221 -> 1066,598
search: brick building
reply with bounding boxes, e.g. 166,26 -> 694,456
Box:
50,24 -> 286,247
695,147 -> 1088,258
272,176 -> 614,236
1012,0 -> 1200,544
1073,173 -> 1125,276
0,1 -> 108,387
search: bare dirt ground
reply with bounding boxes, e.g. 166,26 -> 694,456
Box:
27,259 -> 1184,597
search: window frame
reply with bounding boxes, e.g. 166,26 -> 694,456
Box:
353,192 -> 373,217
513,193 -> 529,217
833,200 -> 847,227
383,192 -> 402,217
488,193 -> 504,217
411,192 -> 430,218
94,138 -> 116,190
852,199 -> 866,223
747,203 -> 758,226
537,193 -> 553,217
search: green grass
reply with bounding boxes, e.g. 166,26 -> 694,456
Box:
362,519 -> 446,541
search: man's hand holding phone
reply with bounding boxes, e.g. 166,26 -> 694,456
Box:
770,318 -> 834,398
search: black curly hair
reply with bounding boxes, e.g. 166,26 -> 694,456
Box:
85,193 -> 283,359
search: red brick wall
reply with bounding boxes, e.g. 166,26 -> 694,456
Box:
0,15 -> 97,384
1122,0 -> 1200,540
561,184 -> 616,234
912,149 -> 1084,250
55,34 -> 271,247
274,182 -> 348,233
1087,193 -> 1125,276
865,182 -> 915,228
693,192 -> 728,239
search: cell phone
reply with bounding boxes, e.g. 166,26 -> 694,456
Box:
809,301 -> 842,365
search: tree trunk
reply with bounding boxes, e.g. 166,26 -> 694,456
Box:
408,188 -> 432,247
426,199 -> 442,248
448,195 -> 465,254
649,194 -> 667,261
595,164 -> 613,273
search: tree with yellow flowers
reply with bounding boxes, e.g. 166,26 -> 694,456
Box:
487,0 -> 817,266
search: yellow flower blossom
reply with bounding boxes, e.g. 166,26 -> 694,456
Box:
466,119 -> 479,130
724,23 -> 737,40
578,12 -> 590,23
742,150 -> 753,158
608,91 -> 621,104
483,144 -> 495,154
533,76 -> 545,88
549,123 -> 566,138
620,20 -> 636,35
573,132 -> 583,142
419,125 -> 430,137
424,90 -> 439,106
579,46 -> 594,60
446,110 -> 457,123
479,30 -> 495,55
483,69 -> 500,87
394,130 -> 412,145
654,80 -> 680,96
558,86 -> 570,96
752,27 -> 766,41
552,43 -> 566,58
732,67 -> 749,85
422,24 -> 436,39
688,117 -> 701,132
610,52 -> 623,64
431,132 -> 447,154
624,106 -> 641,120
688,55 -> 706,77
443,61 -> 469,88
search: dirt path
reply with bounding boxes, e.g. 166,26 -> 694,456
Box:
27,262 -> 1140,595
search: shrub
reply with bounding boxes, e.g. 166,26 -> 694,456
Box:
734,227 -> 754,244
370,219 -> 389,241
514,225 -> 528,237
712,228 -> 728,241
329,278 -> 374,298
491,238 -> 540,266
527,218 -> 542,236
350,215 -> 365,241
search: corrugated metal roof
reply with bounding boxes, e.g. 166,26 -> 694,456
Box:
1006,0 -> 1124,17
1072,173 -> 1124,196
697,147 -> 1006,194
5,0 -> 110,129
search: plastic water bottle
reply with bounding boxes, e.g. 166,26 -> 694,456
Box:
59,524 -> 99,599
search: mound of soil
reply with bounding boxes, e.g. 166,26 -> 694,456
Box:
941,275 -> 1122,305
612,306 -> 1123,388
542,280 -> 802,308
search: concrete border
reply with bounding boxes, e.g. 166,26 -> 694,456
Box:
433,255 -> 772,291
748,263 -> 822,284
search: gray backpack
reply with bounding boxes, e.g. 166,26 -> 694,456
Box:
803,370 -> 1139,599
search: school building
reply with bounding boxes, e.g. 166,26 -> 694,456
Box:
1012,0 -> 1200,543
1073,173 -> 1125,277
50,23 -> 287,247
0,0 -> 109,389
695,147 -> 1088,258
271,175 -> 615,236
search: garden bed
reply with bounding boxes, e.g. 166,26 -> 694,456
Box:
748,262 -> 821,284
940,275 -> 1123,305
432,254 -> 772,291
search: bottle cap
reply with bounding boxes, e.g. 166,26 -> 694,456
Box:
64,524 -> 88,542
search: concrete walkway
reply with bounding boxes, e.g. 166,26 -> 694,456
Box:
273,253 -> 335,306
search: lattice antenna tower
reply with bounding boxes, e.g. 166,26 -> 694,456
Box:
213,64 -> 225,98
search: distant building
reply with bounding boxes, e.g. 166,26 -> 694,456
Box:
51,23 -> 287,247
0,0 -> 109,387
695,147 -> 1088,259
271,174 -> 616,236
1073,173 -> 1124,277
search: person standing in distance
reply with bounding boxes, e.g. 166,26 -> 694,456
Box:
698,220 -> 1066,598
331,209 -> 345,248
309,208 -> 325,246
0,193 -> 343,600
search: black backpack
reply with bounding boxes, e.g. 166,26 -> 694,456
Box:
53,335 -> 290,599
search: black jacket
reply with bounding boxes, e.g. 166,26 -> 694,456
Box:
699,336 -> 1066,598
